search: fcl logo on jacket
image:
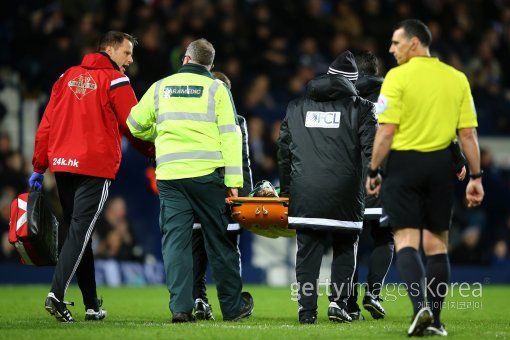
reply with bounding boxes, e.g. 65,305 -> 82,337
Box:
68,72 -> 97,100
305,111 -> 341,128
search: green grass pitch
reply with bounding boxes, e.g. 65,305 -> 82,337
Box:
0,284 -> 509,339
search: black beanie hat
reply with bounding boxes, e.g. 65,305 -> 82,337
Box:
327,50 -> 358,82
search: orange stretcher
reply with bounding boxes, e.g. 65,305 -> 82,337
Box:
229,197 -> 295,238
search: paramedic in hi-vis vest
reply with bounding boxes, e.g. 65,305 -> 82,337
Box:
127,38 -> 254,323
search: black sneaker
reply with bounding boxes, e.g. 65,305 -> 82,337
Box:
85,298 -> 107,321
172,312 -> 196,323
407,307 -> 433,337
45,293 -> 75,322
299,315 -> 317,324
195,298 -> 215,320
225,292 -> 254,321
424,324 -> 448,336
363,293 -> 385,319
348,310 -> 365,321
327,302 -> 352,323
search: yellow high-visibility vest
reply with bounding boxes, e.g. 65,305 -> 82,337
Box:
127,64 -> 243,188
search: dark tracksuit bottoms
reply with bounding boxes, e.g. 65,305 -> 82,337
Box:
52,173 -> 110,309
347,219 -> 394,311
296,229 -> 359,319
157,170 -> 243,320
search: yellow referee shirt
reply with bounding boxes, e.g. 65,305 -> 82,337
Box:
377,57 -> 478,152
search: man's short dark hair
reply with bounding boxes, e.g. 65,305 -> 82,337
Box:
397,19 -> 432,47
98,31 -> 137,51
354,50 -> 378,75
213,71 -> 231,89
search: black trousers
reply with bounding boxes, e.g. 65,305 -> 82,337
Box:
52,173 -> 110,309
296,229 -> 359,318
347,219 -> 394,311
192,228 -> 239,303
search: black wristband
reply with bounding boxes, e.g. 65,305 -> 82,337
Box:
367,167 -> 379,178
469,170 -> 483,179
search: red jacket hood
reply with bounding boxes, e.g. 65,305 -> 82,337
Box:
81,52 -> 120,71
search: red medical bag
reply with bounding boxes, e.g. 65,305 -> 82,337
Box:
8,192 -> 58,266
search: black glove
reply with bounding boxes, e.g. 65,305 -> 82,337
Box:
450,140 -> 466,173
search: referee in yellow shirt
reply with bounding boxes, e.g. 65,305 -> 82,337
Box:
366,19 -> 484,337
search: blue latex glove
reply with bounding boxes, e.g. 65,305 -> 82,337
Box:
28,172 -> 44,191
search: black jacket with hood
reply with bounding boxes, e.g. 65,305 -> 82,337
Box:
277,74 -> 377,233
355,73 -> 384,219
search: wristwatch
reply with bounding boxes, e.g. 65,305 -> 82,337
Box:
367,166 -> 379,178
469,170 -> 483,179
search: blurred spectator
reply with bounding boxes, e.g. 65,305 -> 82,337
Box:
467,40 -> 502,90
162,15 -> 183,52
447,25 -> 472,65
277,65 -> 315,106
106,0 -> 135,32
243,74 -> 279,121
450,227 -> 489,265
248,2 -> 274,53
0,98 -> 6,126
491,239 -> 510,267
496,24 -> 510,89
329,33 -> 350,61
473,77 -> 510,135
185,12 -> 209,38
73,12 -> 101,53
94,196 -> 144,262
260,36 -> 295,87
248,116 -> 276,183
40,29 -> 80,92
445,52 -> 465,72
479,148 -> 510,215
332,1 -> 363,41
0,150 -> 27,195
300,0 -> 333,51
211,15 -> 243,60
131,24 -> 169,96
0,132 -> 12,174
298,37 -> 328,75
0,187 -> 18,262
263,120 -> 282,185
361,0 -> 392,53
168,35 -> 195,74
428,20 -> 450,60
220,56 -> 244,103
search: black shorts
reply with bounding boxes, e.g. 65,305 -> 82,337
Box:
381,149 -> 455,231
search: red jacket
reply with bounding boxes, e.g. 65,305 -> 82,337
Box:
32,52 -> 154,179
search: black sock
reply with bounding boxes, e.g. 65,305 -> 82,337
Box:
426,253 -> 450,327
396,247 -> 426,315
367,242 -> 394,296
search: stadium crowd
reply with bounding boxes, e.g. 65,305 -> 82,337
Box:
1,0 -> 510,267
